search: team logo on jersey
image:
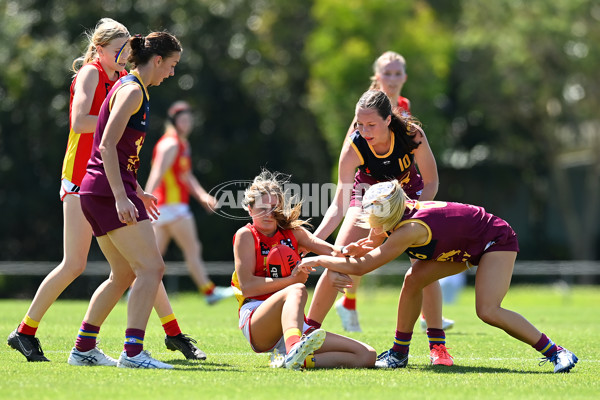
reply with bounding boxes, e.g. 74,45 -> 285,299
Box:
279,238 -> 295,250
260,242 -> 270,256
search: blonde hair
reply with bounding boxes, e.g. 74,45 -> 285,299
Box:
369,51 -> 407,91
358,180 -> 409,232
71,18 -> 129,74
242,169 -> 311,230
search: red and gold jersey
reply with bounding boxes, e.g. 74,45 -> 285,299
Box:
231,224 -> 299,309
61,60 -> 127,186
151,130 -> 191,206
397,95 -> 411,116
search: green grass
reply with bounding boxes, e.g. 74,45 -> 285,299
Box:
0,285 -> 598,399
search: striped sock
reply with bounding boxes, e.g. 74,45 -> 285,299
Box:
284,328 -> 302,354
201,282 -> 215,296
391,330 -> 412,354
427,328 -> 446,350
75,322 -> 100,352
533,333 -> 558,358
124,328 -> 145,357
341,291 -> 356,310
18,315 -> 40,336
160,313 -> 182,337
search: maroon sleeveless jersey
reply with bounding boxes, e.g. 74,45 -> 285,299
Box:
80,71 -> 149,197
393,200 -> 519,265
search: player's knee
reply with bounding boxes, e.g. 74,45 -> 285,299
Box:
132,259 -> 165,281
184,241 -> 201,258
402,268 -> 423,292
108,269 -> 136,288
286,283 -> 307,301
475,304 -> 501,326
60,259 -> 87,277
356,346 -> 377,367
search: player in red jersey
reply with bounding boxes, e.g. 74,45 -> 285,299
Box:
7,18 -> 130,362
314,51 -> 451,336
145,101 -> 233,305
232,170 -> 376,370
299,180 -> 578,373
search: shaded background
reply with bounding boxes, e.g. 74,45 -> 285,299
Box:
0,0 -> 598,268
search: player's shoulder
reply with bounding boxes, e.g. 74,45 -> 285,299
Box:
116,81 -> 143,99
290,226 -> 309,238
76,63 -> 101,83
157,135 -> 179,149
235,224 -> 254,240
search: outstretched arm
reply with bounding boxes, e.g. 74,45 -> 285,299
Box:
299,223 -> 424,276
293,226 -> 347,257
183,173 -> 217,213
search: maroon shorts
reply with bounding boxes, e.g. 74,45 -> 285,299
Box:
471,216 -> 520,265
80,193 -> 149,237
349,170 -> 424,207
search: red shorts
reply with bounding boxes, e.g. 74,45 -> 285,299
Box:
80,193 -> 149,237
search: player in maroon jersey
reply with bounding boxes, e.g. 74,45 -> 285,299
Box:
70,32 -> 183,369
306,89 -> 452,364
299,181 -> 578,373
313,51 -> 451,337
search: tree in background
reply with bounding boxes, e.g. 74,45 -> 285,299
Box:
0,0 -> 329,261
305,0 -> 454,161
448,0 -> 600,259
0,0 -> 598,261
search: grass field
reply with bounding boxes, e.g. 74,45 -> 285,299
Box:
0,284 -> 598,399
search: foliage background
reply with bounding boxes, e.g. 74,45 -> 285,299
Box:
0,0 -> 598,262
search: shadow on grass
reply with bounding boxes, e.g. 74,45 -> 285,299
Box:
166,358 -> 242,372
422,364 -> 547,374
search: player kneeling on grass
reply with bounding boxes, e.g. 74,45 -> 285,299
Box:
232,170 -> 376,370
298,180 -> 578,373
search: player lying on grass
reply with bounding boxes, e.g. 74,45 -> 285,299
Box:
231,170 -> 376,370
298,180 -> 578,373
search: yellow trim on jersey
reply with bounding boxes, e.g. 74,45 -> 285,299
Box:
109,82 -> 144,114
163,169 -> 182,204
108,71 -> 148,114
231,270 -> 246,309
367,130 -> 395,158
130,70 -> 150,100
349,140 -> 365,166
391,218 -> 432,247
61,128 -> 81,180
